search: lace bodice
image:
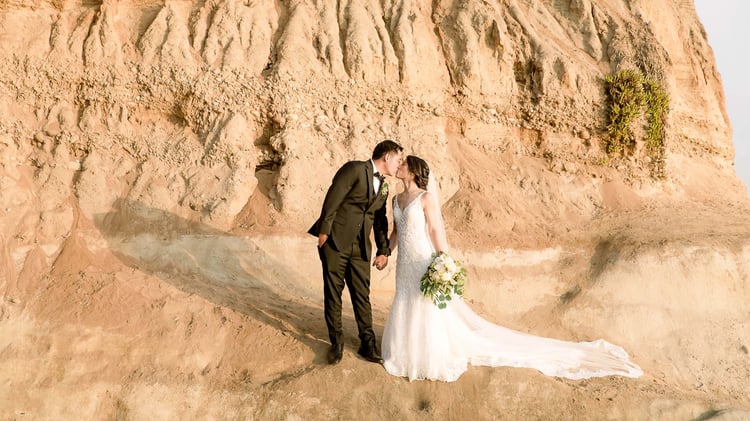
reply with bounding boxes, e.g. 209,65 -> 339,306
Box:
393,192 -> 433,297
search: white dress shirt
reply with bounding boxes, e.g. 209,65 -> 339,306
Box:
370,159 -> 381,193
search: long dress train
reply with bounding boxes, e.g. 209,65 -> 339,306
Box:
381,192 -> 643,382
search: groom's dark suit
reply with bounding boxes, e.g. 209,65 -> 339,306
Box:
309,159 -> 391,353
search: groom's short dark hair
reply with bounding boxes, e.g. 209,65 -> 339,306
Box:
372,140 -> 403,160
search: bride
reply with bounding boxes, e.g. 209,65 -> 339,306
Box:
380,155 -> 643,382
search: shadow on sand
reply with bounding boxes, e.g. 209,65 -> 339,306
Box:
93,198 -> 375,366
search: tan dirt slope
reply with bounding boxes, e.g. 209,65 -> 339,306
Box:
1,0 -> 749,419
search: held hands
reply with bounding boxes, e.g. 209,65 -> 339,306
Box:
320,233 -> 388,269
373,255 -> 388,270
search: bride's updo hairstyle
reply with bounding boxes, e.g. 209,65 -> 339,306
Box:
406,155 -> 430,190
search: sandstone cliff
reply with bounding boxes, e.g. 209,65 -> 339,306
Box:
1,1 -> 749,419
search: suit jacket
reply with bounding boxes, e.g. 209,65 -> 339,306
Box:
308,160 -> 390,260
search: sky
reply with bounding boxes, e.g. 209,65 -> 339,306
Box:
694,1 -> 750,195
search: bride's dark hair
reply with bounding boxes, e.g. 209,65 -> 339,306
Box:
406,155 -> 430,190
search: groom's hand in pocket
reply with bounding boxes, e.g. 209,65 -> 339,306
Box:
373,255 -> 388,270
317,234 -> 328,248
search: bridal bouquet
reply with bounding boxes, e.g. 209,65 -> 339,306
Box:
419,252 -> 466,309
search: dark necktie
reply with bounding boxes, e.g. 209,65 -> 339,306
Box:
374,172 -> 384,193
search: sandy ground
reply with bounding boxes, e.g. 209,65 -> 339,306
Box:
1,197 -> 750,420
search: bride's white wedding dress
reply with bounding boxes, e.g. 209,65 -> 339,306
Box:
381,192 -> 643,382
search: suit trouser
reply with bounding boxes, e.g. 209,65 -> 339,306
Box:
318,236 -> 375,347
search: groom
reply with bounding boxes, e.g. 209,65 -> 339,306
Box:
309,140 -> 403,365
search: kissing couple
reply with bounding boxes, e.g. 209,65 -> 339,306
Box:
308,140 -> 643,382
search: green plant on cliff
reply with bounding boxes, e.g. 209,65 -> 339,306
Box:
642,77 -> 669,177
604,69 -> 669,178
604,69 -> 645,154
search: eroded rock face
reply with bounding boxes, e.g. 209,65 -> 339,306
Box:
0,0 -> 744,309
0,0 -> 741,334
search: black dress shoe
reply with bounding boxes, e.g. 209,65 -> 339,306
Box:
357,344 -> 384,364
327,343 -> 343,365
